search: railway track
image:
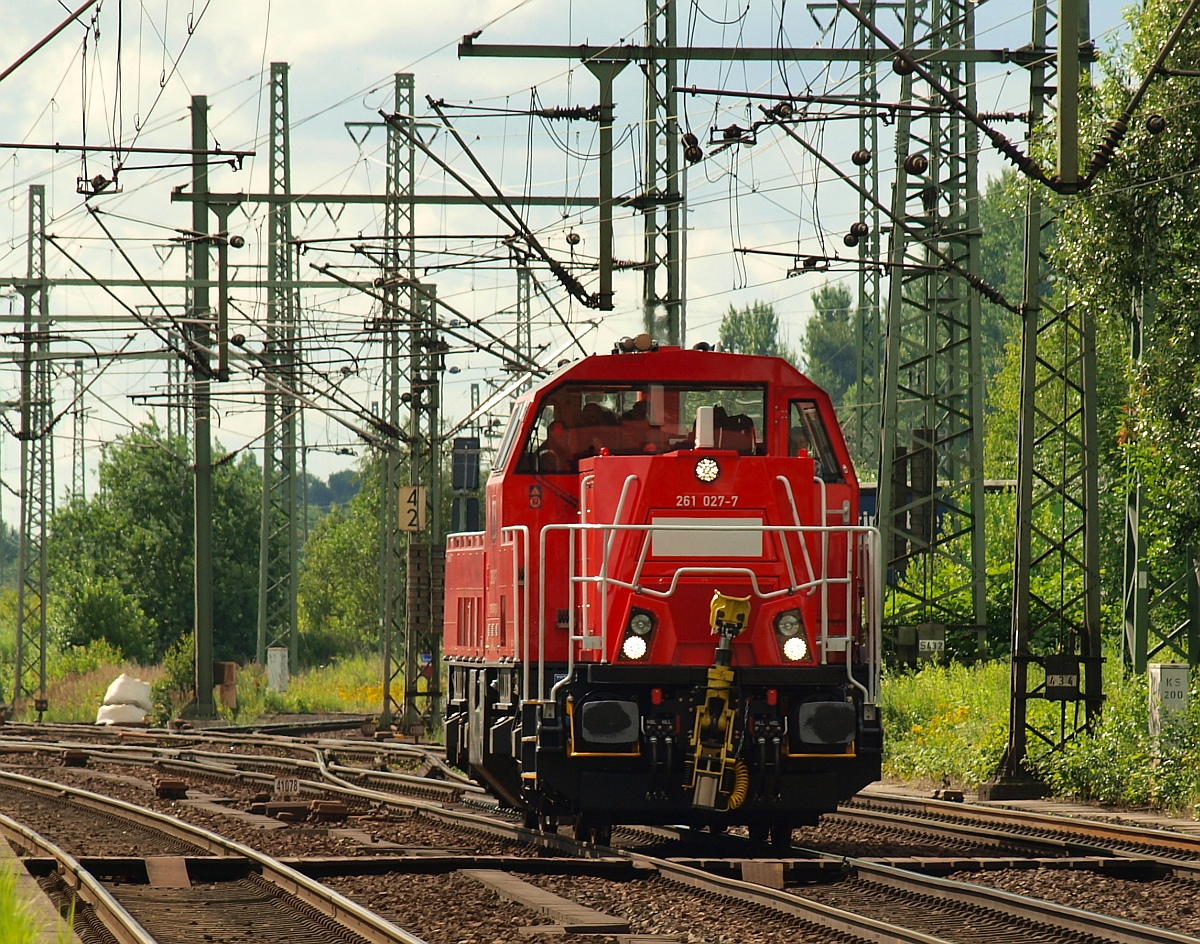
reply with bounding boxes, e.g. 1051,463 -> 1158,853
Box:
3,730 -> 1199,943
0,769 -> 426,944
846,789 -> 1200,877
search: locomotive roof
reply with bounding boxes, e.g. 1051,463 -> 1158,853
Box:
527,345 -> 823,398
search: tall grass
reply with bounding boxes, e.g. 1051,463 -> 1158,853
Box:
880,660 -> 1011,787
221,654 -> 383,723
1035,667 -> 1200,815
881,652 -> 1200,815
10,640 -> 378,727
9,640 -> 162,724
0,865 -> 74,944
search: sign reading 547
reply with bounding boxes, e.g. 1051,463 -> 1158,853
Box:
398,485 -> 427,532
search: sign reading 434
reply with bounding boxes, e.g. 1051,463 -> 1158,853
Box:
398,485 -> 427,532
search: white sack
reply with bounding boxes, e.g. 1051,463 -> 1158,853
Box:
95,703 -> 147,725
102,673 -> 153,712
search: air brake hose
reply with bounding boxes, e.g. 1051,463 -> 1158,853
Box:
727,760 -> 750,810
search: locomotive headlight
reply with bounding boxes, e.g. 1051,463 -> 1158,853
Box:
783,636 -> 809,661
694,457 -> 720,483
622,634 -> 649,660
775,610 -> 802,637
628,612 -> 654,636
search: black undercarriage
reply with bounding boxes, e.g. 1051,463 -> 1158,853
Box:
445,660 -> 882,840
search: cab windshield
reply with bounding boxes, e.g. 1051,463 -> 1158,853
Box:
517,382 -> 766,475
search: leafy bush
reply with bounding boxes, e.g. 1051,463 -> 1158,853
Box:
52,573 -> 156,664
880,660 -> 1011,787
1035,666 -> 1200,815
48,639 -> 125,678
150,635 -> 195,725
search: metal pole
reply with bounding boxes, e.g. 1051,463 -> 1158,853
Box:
379,73 -> 416,732
1057,0 -> 1080,189
585,61 -> 627,313
642,0 -> 681,343
190,95 -> 215,719
13,184 -> 50,717
258,61 -> 301,668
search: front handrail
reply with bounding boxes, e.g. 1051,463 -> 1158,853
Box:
536,519 -> 881,704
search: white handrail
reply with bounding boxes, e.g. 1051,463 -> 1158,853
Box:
534,518 -> 881,703
775,474 -> 817,590
502,525 -> 530,696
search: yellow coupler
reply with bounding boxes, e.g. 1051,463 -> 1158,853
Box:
687,591 -> 752,809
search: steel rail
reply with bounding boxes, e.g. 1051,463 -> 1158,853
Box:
8,737 -> 1173,943
0,725 -> 464,781
0,750 -> 958,944
0,738 -> 482,799
0,810 -> 157,944
0,769 -> 428,944
859,791 -> 1200,858
830,805 -> 1115,857
836,856 -> 1200,944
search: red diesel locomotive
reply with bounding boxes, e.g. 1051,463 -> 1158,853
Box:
443,335 -> 882,846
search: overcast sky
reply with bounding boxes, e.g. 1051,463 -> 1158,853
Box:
0,0 -> 1134,516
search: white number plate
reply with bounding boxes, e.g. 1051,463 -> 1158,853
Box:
676,494 -> 739,508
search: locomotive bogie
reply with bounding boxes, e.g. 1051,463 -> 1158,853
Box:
444,658 -> 882,827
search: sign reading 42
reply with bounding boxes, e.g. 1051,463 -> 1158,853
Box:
398,485 -> 427,532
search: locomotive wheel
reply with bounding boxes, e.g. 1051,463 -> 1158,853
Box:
521,808 -> 538,831
749,822 -> 770,844
769,823 -> 793,850
573,820 -> 593,843
593,822 -> 613,846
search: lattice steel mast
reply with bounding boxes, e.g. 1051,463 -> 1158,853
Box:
257,61 -> 302,668
641,0 -> 683,344
379,73 -> 417,731
982,0 -> 1102,797
13,184 -> 51,714
876,0 -> 988,651
851,0 -> 891,471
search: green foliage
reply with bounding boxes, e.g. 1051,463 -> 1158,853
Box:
305,469 -> 361,512
297,460 -> 382,662
52,573 -> 156,664
880,660 -> 1011,787
48,638 -> 125,679
0,865 -> 34,944
227,654 -> 381,723
978,172 -> 1026,381
1034,664 -> 1200,816
150,635 -> 194,725
0,862 -> 72,944
0,525 -> 19,593
718,300 -> 794,360
801,282 -> 857,405
48,423 -> 262,662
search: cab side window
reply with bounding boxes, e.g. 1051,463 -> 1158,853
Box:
789,400 -> 844,483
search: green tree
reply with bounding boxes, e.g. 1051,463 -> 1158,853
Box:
1057,0 -> 1200,543
718,300 -> 793,358
297,458 -> 382,661
801,282 -> 857,404
978,170 -> 1028,382
53,573 -> 156,663
48,424 -> 263,661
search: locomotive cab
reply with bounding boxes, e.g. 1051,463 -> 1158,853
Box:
443,338 -> 882,846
